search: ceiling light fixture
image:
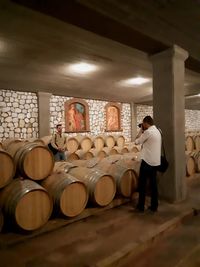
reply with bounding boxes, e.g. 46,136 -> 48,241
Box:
68,62 -> 98,75
119,77 -> 150,86
185,93 -> 200,99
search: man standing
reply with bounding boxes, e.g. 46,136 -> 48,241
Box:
135,116 -> 161,212
51,124 -> 66,161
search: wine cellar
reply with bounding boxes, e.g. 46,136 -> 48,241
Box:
0,1 -> 200,266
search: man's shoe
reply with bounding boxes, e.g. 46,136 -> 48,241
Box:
147,206 -> 158,212
133,207 -> 145,213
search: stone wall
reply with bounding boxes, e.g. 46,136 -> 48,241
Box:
185,109 -> 200,131
0,89 -> 38,141
136,105 -> 153,126
50,95 -> 131,141
1,90 -> 199,142
136,104 -> 200,131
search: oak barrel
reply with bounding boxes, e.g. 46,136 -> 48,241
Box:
190,151 -> 200,172
185,154 -> 196,176
193,135 -> 200,151
93,136 -> 105,151
14,143 -> 54,180
104,135 -> 115,148
0,179 -> 52,231
113,146 -> 129,154
2,138 -> 22,151
102,147 -> 119,156
96,159 -> 137,197
65,151 -> 80,162
0,149 -> 15,188
0,142 -> 2,149
68,166 -> 116,206
89,148 -> 107,159
28,138 -> 45,146
73,157 -> 101,168
39,135 -> 52,146
75,149 -> 94,160
185,136 -> 195,151
66,137 -> 79,153
53,161 -> 75,173
75,136 -> 93,152
41,172 -> 88,217
115,135 -> 125,147
7,141 -> 27,158
128,144 -> 141,153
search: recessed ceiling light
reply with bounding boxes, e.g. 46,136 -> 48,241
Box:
68,62 -> 98,75
0,39 -> 7,52
119,77 -> 150,86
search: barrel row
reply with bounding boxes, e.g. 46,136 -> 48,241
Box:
0,153 -> 140,232
0,139 -> 140,189
0,141 -> 55,189
1,135 -> 126,152
65,144 -> 141,162
186,151 -> 200,176
185,135 -> 200,152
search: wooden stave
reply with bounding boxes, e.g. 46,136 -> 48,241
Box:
72,158 -> 101,169
102,147 -> 119,156
93,136 -> 105,151
121,147 -> 129,154
67,166 -> 116,206
115,135 -> 125,148
41,172 -> 88,217
185,154 -> 196,176
185,136 -> 195,152
0,178 -> 53,231
6,141 -> 27,158
2,139 -> 22,151
27,138 -> 46,146
75,149 -> 93,160
104,135 -> 115,148
66,137 -> 80,153
89,148 -> 107,159
0,149 -> 15,188
53,161 -> 75,174
65,151 -> 80,162
75,136 -> 93,152
13,142 -> 54,180
113,146 -> 129,154
193,135 -> 200,151
39,135 -> 52,146
189,151 -> 200,173
96,158 -> 138,197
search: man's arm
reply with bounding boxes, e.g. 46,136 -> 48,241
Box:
135,130 -> 150,145
51,134 -> 58,149
135,128 -> 143,139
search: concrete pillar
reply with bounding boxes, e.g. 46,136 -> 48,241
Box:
37,92 -> 52,138
130,102 -> 137,141
151,45 -> 188,202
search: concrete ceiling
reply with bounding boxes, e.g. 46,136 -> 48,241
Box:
0,0 -> 199,109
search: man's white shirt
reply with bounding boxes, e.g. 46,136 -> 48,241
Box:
135,125 -> 161,166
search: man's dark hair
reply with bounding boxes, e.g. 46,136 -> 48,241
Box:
56,124 -> 62,128
143,116 -> 154,126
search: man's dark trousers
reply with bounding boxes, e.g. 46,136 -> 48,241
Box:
137,160 -> 158,211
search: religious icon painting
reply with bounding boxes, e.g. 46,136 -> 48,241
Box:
105,103 -> 122,131
65,99 -> 90,132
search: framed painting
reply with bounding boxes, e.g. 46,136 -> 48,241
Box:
105,103 -> 122,131
65,99 -> 90,132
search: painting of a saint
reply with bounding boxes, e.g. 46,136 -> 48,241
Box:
107,106 -> 120,131
67,102 -> 86,132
